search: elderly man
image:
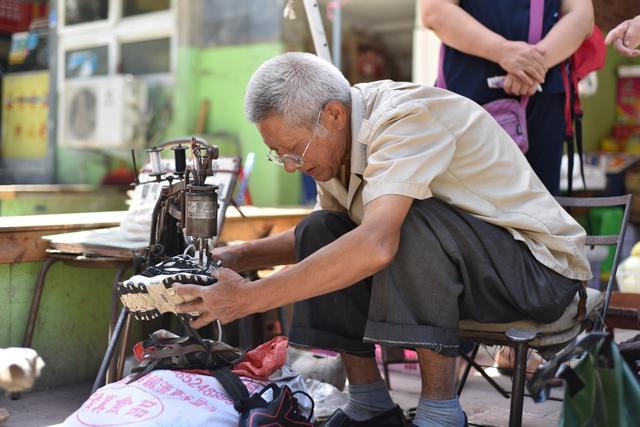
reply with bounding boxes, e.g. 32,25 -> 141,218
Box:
174,52 -> 591,427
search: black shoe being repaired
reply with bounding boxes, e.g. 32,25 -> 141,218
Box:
322,405 -> 406,427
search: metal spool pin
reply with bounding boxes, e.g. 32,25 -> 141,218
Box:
146,147 -> 164,178
172,144 -> 187,177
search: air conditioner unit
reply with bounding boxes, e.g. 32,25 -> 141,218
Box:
61,75 -> 147,149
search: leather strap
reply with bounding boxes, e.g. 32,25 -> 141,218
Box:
574,282 -> 588,321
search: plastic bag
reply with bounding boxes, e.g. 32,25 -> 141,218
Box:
529,332 -> 640,427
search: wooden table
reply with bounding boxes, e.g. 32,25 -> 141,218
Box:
0,206 -> 311,264
3,206 -> 311,390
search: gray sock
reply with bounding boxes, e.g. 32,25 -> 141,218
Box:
413,394 -> 465,427
342,379 -> 395,421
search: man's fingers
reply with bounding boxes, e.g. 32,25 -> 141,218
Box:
210,267 -> 234,280
172,283 -> 203,297
215,267 -> 233,277
190,312 -> 216,329
175,299 -> 202,314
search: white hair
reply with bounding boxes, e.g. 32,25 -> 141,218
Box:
244,52 -> 351,130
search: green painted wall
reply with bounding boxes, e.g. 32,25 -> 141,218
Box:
56,149 -> 111,185
0,192 -> 127,216
165,43 -> 302,207
0,261 -> 149,390
1,262 -> 114,389
581,46 -> 640,152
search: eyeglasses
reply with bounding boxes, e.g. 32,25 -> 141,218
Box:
267,109 -> 322,169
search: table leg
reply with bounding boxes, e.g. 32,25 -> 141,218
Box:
92,308 -> 128,394
22,257 -> 60,348
115,313 -> 132,381
106,264 -> 129,383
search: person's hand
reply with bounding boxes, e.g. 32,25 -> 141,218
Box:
503,73 -> 538,96
497,40 -> 547,86
173,267 -> 253,328
605,16 -> 640,57
210,244 -> 241,271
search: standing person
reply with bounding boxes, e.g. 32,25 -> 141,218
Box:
605,15 -> 640,57
171,52 -> 591,427
421,0 -> 594,195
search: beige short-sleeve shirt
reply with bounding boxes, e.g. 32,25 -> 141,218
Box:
315,81 -> 591,281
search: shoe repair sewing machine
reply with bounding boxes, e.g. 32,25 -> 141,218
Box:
134,136 -> 222,267
131,135 -> 235,325
94,136 -> 240,393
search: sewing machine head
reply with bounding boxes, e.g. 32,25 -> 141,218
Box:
132,136 -> 220,266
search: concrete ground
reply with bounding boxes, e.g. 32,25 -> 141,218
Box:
1,330 -> 636,427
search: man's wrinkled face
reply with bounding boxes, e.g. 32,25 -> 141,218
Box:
257,111 -> 345,182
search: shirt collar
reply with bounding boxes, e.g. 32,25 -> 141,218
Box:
349,87 -> 367,176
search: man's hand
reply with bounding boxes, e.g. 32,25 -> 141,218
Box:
209,245 -> 241,272
497,40 -> 547,86
503,73 -> 539,96
605,16 -> 640,57
173,267 -> 252,328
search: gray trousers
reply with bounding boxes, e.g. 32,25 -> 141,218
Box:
288,198 -> 580,357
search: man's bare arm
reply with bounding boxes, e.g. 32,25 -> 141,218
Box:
175,195 -> 415,327
248,195 -> 415,314
214,229 -> 296,272
173,196 -> 413,328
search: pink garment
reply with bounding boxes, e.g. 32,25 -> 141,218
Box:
232,336 -> 289,380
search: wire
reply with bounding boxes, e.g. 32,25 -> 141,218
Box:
215,320 -> 223,342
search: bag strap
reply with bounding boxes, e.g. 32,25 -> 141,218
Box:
561,61 -> 587,195
437,0 -> 545,106
521,0 -> 545,108
214,367 -> 251,406
436,45 -> 446,89
214,367 -> 269,413
528,0 -> 545,45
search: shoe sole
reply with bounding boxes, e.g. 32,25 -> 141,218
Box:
117,280 -> 200,321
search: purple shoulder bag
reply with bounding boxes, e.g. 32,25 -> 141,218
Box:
436,0 -> 544,154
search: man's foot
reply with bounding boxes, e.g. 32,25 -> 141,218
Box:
117,255 -> 216,320
321,405 -> 405,426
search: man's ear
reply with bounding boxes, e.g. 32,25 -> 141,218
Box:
324,100 -> 349,131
